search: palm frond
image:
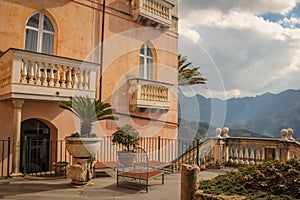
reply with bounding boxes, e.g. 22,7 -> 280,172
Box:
59,96 -> 118,136
178,54 -> 207,86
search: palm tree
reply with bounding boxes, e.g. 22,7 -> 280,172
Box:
59,96 -> 117,137
178,54 -> 206,86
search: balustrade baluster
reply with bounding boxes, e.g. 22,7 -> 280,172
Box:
153,86 -> 157,100
86,70 -> 90,89
28,60 -> 35,84
167,7 -> 170,19
148,85 -> 152,100
153,86 -> 156,100
155,2 -> 158,15
48,64 -> 54,87
41,63 -> 48,86
244,146 -> 249,164
159,87 -> 162,101
164,6 -> 168,19
158,4 -> 162,16
35,62 -> 41,85
140,85 -> 145,99
77,69 -> 83,89
200,153 -> 206,170
233,145 -> 239,164
151,86 -> 155,100
143,85 -> 149,99
60,66 -> 66,88
154,86 -> 158,100
148,86 -> 152,100
223,145 -> 228,163
54,65 -> 60,87
249,146 -> 255,164
156,87 -> 161,101
261,148 -> 265,162
20,59 -> 27,83
72,67 -> 78,89
228,145 -> 233,164
239,145 -> 244,164
150,0 -> 153,12
161,4 -> 165,16
256,146 -> 261,163
66,67 -> 72,88
82,69 -> 88,89
163,87 -> 166,101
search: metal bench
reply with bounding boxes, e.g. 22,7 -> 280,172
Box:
116,147 -> 164,192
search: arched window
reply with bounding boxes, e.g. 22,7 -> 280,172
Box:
25,12 -> 54,54
139,43 -> 153,80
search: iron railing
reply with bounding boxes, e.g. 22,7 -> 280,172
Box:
96,136 -> 177,163
0,136 -> 177,178
20,138 -> 68,177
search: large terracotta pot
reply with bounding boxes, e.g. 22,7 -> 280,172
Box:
65,137 -> 101,158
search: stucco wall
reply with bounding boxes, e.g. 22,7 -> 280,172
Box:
0,0 -> 178,139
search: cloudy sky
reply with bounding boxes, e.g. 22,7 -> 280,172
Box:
178,0 -> 300,100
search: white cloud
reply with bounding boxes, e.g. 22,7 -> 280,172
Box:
178,23 -> 201,43
179,1 -> 300,99
180,9 -> 300,42
279,16 -> 300,28
179,0 -> 298,15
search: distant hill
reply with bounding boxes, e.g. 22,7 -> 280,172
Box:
179,89 -> 300,140
178,119 -> 270,142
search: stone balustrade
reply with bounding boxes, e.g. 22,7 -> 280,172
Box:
175,127 -> 300,170
140,84 -> 168,101
129,78 -> 172,112
0,48 -> 98,101
133,0 -> 174,28
141,0 -> 170,20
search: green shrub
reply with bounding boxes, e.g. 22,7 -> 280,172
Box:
199,160 -> 300,199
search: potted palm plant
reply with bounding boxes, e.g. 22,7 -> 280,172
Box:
112,124 -> 140,166
59,96 -> 117,158
59,96 -> 117,184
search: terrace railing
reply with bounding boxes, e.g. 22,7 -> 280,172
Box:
0,48 -> 98,101
175,128 -> 300,170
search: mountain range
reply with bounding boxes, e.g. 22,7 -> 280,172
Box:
178,89 -> 300,140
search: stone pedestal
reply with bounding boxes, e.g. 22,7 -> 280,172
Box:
181,164 -> 199,200
68,158 -> 95,185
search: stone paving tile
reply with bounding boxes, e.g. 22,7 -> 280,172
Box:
0,168 -> 233,200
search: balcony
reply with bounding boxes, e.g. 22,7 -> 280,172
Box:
129,78 -> 172,112
0,48 -> 98,101
132,0 -> 174,28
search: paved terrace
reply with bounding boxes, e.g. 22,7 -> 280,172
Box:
0,168 -> 233,200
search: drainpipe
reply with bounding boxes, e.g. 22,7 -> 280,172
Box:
99,0 -> 106,102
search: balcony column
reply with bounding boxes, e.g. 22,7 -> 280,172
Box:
11,99 -> 24,177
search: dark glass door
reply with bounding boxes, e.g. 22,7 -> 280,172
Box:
20,119 -> 50,174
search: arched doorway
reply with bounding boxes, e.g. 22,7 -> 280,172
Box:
20,119 -> 50,174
